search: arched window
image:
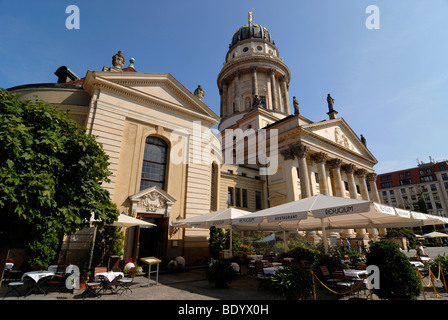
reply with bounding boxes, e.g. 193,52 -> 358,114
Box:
140,136 -> 168,191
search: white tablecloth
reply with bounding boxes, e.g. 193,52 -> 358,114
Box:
410,261 -> 424,268
250,259 -> 268,264
343,269 -> 367,280
21,271 -> 55,282
247,255 -> 264,260
263,266 -> 283,275
95,271 -> 124,282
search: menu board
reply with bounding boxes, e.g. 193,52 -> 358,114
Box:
140,256 -> 162,265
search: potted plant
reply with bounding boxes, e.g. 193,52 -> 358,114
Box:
270,264 -> 314,300
206,259 -> 238,289
366,240 -> 421,300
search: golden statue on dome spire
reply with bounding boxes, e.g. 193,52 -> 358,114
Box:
248,9 -> 253,24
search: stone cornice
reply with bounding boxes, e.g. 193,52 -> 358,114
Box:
217,55 -> 291,88
83,71 -> 220,126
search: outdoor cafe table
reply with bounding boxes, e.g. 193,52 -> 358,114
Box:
94,271 -> 124,282
263,266 -> 283,276
343,269 -> 367,281
410,261 -> 425,268
21,270 -> 55,296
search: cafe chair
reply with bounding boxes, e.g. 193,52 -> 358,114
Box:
117,267 -> 136,294
2,281 -> 25,299
318,266 -> 340,287
255,262 -> 271,291
97,274 -> 122,295
107,255 -> 121,272
46,264 -> 72,293
81,281 -> 102,298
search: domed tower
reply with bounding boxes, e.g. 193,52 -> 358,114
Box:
218,12 -> 291,132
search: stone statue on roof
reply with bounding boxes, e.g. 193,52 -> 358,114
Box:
327,93 -> 335,112
360,134 -> 367,146
293,96 -> 300,115
194,85 -> 205,100
252,95 -> 261,109
112,51 -> 125,69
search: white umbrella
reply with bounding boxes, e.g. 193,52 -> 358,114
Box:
113,213 -> 156,228
88,213 -> 156,269
172,207 -> 250,228
423,231 -> 448,238
232,195 -> 448,253
171,207 -> 252,255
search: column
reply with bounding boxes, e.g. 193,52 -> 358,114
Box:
367,173 -> 385,237
281,148 -> 299,202
312,152 -> 329,195
330,159 -> 353,238
269,69 -> 278,111
355,169 -> 370,201
266,73 -> 272,110
233,70 -> 241,112
329,159 -> 344,197
219,89 -> 224,118
343,164 -> 364,239
293,144 -> 311,199
343,164 -> 358,199
251,66 -> 258,100
222,81 -> 229,117
280,76 -> 291,115
367,173 -> 380,202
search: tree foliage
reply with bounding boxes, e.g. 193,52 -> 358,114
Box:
0,89 -> 119,266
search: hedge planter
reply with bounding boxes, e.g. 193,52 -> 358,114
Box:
366,240 -> 421,300
206,259 -> 238,289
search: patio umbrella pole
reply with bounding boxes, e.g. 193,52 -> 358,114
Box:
283,230 -> 286,253
88,226 -> 98,271
230,227 -> 233,256
321,218 -> 329,253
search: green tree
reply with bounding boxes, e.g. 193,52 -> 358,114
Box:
0,89 -> 119,269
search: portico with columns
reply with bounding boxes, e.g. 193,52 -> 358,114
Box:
270,117 -> 380,241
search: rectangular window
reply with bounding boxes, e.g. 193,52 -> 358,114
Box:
235,188 -> 241,207
227,187 -> 234,206
242,189 -> 248,208
255,191 -> 262,210
344,181 -> 349,191
260,96 -> 267,109
381,182 -> 393,188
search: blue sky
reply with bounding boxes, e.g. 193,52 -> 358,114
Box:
1,0 -> 447,174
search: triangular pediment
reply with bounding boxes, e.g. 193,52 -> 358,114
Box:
83,71 -> 220,125
268,192 -> 288,207
129,186 -> 176,217
302,118 -> 377,164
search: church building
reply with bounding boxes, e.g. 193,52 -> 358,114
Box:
8,13 -> 381,266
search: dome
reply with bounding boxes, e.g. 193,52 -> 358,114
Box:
230,23 -> 274,48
